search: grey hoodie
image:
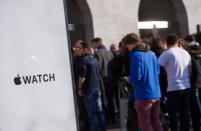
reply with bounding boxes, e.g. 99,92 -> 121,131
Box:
133,42 -> 150,52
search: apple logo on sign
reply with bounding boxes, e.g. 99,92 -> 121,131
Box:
14,74 -> 22,85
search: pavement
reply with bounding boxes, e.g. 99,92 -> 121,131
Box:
106,113 -> 121,131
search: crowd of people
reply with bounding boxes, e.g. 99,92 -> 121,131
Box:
72,33 -> 201,131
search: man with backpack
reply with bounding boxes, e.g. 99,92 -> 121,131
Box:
122,33 -> 163,131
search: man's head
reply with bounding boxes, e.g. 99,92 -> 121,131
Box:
91,37 -> 102,49
184,35 -> 194,43
122,33 -> 141,51
79,41 -> 91,55
73,40 -> 83,56
151,37 -> 166,50
184,35 -> 199,47
166,34 -> 178,48
110,44 -> 117,53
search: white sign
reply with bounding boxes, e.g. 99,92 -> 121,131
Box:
138,21 -> 168,29
0,0 -> 77,131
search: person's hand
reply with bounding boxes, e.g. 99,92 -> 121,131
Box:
78,89 -> 83,96
124,76 -> 129,82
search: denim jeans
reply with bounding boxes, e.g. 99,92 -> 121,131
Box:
167,88 -> 190,131
84,90 -> 106,131
135,99 -> 163,131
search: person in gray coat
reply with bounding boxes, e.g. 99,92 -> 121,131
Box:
92,38 -> 115,123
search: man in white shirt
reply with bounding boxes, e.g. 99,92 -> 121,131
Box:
158,34 -> 191,131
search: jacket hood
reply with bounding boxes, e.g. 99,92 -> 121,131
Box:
133,42 -> 150,52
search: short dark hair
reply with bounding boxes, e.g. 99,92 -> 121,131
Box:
166,34 -> 178,46
122,33 -> 140,45
91,37 -> 102,43
184,35 -> 194,42
80,41 -> 90,49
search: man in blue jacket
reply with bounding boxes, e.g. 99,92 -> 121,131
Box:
122,33 -> 163,131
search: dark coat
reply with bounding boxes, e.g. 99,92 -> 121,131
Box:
187,45 -> 201,88
94,45 -> 113,83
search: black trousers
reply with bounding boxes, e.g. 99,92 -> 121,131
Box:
105,82 -> 115,123
190,88 -> 201,131
167,88 -> 190,131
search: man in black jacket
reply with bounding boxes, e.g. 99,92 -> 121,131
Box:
185,35 -> 201,131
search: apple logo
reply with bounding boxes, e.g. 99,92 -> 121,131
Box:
14,74 -> 22,85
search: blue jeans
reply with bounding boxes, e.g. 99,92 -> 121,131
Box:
84,90 -> 106,131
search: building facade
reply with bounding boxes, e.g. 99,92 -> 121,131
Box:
67,0 -> 201,46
